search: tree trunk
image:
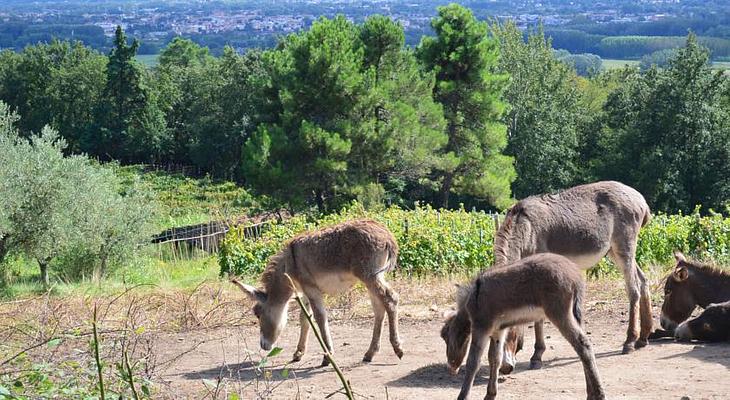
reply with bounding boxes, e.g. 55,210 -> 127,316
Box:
439,172 -> 454,209
315,189 -> 326,214
39,259 -> 50,288
0,236 -> 8,265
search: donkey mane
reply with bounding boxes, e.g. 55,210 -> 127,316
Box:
682,260 -> 730,279
259,244 -> 295,302
493,206 -> 519,266
456,281 -> 475,312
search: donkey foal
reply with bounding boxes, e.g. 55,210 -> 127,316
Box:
442,253 -> 605,400
232,219 -> 403,366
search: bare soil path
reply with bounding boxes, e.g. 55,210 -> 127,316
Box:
155,281 -> 730,400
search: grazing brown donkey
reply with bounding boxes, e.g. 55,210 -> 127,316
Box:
494,181 -> 652,374
231,219 -> 403,366
442,253 -> 605,400
659,252 -> 730,337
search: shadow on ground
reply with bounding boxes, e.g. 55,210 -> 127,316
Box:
181,359 -> 338,383
658,342 -> 730,370
387,363 -> 494,388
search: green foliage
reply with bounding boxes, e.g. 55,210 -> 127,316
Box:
594,34 -> 730,213
639,48 -> 678,70
417,4 -> 514,209
243,15 -> 447,212
555,51 -> 603,77
220,203 -> 730,279
493,22 -> 583,198
0,40 -> 106,153
598,35 -> 730,60
219,203 -> 500,277
90,26 -> 168,163
0,102 -> 157,284
154,38 -> 216,164
115,165 -> 258,229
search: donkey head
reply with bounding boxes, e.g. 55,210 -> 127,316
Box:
674,301 -> 730,342
660,251 -> 696,331
232,279 -> 288,351
441,310 -> 471,375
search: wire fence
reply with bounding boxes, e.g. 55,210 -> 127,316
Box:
152,219 -> 270,262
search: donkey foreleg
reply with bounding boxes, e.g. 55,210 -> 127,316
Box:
306,291 -> 334,367
529,319 -> 547,369
486,330 -> 507,400
554,318 -> 606,400
293,296 -> 312,362
457,329 -> 489,400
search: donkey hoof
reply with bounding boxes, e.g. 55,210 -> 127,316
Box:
394,347 -> 404,359
320,356 -> 331,367
622,342 -> 636,354
362,353 -> 374,363
499,363 -> 514,375
528,359 -> 543,370
635,339 -> 648,349
292,350 -> 304,362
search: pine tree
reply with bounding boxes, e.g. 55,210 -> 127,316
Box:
90,26 -> 167,162
417,4 -> 514,209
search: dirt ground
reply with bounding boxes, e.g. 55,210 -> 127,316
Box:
154,280 -> 730,400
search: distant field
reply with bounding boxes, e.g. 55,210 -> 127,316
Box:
603,58 -> 730,70
713,61 -> 730,70
136,54 -> 159,67
602,59 -> 640,69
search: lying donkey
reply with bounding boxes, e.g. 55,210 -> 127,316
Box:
231,219 -> 403,366
442,253 -> 605,400
652,252 -> 730,342
674,300 -> 730,342
494,181 -> 652,374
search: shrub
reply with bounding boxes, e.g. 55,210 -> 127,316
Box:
220,203 -> 730,279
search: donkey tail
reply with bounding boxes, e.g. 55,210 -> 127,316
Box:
641,208 -> 652,228
386,241 -> 399,272
572,289 -> 584,326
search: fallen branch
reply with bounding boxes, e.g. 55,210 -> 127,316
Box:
284,274 -> 354,400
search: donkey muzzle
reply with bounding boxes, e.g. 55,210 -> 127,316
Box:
660,315 -> 677,333
500,350 -> 516,374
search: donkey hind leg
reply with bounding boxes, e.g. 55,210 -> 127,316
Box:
366,274 -> 403,359
456,328 -> 490,400
306,290 -> 334,367
529,319 -> 547,370
292,295 -> 312,362
551,313 -> 606,400
609,248 -> 641,354
635,266 -> 653,348
486,329 -> 508,400
363,290 -> 386,362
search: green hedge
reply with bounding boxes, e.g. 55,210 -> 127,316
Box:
219,204 -> 730,278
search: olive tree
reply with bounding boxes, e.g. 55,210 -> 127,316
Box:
0,101 -> 156,285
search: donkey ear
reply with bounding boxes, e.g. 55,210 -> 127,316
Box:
230,278 -> 267,302
673,251 -> 686,263
673,266 -> 689,282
